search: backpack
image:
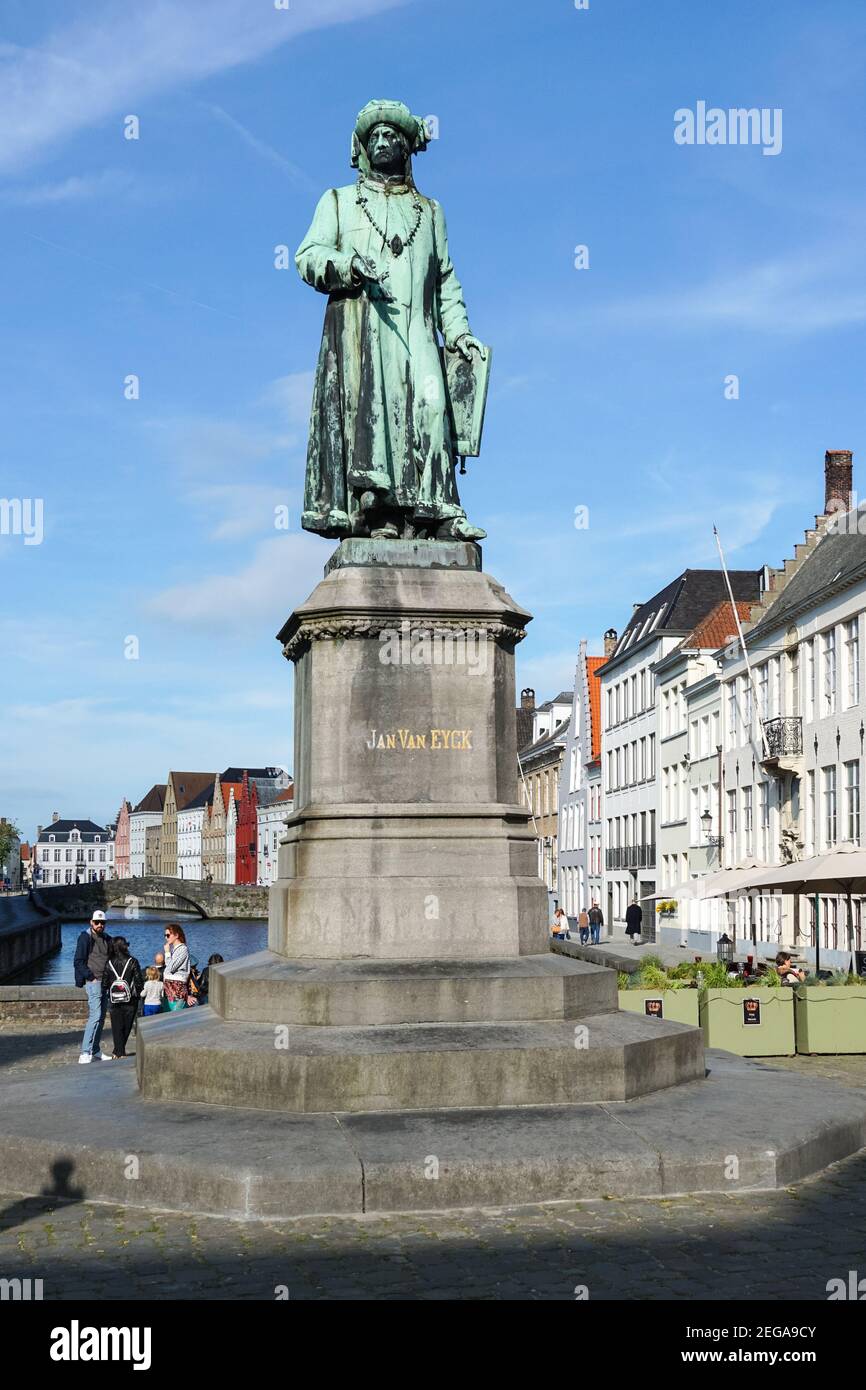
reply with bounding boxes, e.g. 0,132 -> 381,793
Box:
108,957 -> 134,1006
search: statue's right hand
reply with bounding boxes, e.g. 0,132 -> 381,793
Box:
351,254 -> 395,302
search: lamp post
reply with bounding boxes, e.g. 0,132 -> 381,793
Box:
701,808 -> 724,849
716,931 -> 734,967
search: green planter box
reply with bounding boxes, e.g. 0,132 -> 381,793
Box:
700,988 -> 795,1056
794,987 -> 866,1054
618,989 -> 700,1027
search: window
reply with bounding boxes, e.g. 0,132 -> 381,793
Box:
65,848 -> 71,862
743,786 -> 753,856
727,684 -> 737,749
712,709 -> 720,750
789,646 -> 800,717
759,782 -> 770,860
648,734 -> 655,778
845,760 -> 860,844
846,618 -> 860,709
806,770 -> 816,856
727,790 -> 737,841
770,656 -> 781,716
823,765 -> 837,848
758,664 -> 769,720
662,689 -> 670,737
48,834 -> 55,843
805,638 -> 816,721
822,629 -> 837,716
700,714 -> 710,758
88,849 -> 94,863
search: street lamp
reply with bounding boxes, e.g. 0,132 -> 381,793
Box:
701,808 -> 723,848
716,931 -> 734,966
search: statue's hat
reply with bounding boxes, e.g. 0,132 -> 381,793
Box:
351,100 -> 430,169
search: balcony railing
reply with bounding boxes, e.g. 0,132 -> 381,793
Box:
762,716 -> 803,759
605,843 -> 656,871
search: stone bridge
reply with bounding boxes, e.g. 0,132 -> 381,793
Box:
32,877 -> 268,922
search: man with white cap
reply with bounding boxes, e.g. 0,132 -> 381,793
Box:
74,910 -> 113,1063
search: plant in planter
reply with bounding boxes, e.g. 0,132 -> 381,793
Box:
794,972 -> 866,1055
655,899 -> 677,917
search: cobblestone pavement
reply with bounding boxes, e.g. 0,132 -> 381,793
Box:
1,1023 -> 865,1300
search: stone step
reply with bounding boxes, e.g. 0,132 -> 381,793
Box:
137,1006 -> 704,1114
210,950 -> 619,1026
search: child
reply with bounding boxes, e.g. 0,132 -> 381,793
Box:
141,965 -> 165,1016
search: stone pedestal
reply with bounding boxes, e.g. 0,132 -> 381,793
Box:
138,542 -> 704,1113
269,540 -> 546,960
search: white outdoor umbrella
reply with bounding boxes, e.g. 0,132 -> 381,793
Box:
739,845 -> 866,975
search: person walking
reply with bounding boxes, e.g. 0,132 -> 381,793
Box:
163,923 -> 191,1009
577,907 -> 590,945
550,906 -> 568,941
74,910 -> 113,1064
141,966 -> 165,1016
105,936 -> 144,1059
588,900 -> 604,945
625,898 -> 643,942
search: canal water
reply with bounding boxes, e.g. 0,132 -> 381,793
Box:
16,910 -> 268,985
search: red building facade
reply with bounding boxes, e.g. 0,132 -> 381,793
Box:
234,771 -> 259,885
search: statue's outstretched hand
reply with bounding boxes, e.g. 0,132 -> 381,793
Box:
456,334 -> 486,362
351,254 -> 395,302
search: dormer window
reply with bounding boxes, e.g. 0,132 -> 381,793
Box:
95,835 -> 101,843
48,834 -> 55,843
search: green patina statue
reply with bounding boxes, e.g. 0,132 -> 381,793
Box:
296,99 -> 489,542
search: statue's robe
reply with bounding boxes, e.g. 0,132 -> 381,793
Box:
296,177 -> 471,537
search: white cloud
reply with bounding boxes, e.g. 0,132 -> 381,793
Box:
186,483 -> 298,542
145,533 -> 325,630
262,372 -> 316,429
586,241 -> 866,336
1,170 -> 133,204
0,0 -> 405,175
203,104 -> 316,190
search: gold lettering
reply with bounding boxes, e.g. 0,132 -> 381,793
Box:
386,733 -> 396,749
398,729 -> 409,749
431,730 -> 442,749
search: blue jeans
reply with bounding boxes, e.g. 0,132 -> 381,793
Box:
81,980 -> 107,1056
579,928 -> 589,944
590,924 -> 601,944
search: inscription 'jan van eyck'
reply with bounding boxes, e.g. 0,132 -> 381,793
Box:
365,728 -> 473,751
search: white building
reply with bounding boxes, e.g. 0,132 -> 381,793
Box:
225,790 -> 237,886
719,450 -> 866,967
600,569 -> 764,934
557,641 -> 605,921
177,783 -> 213,881
35,816 -> 115,885
653,600 -> 752,946
257,788 -> 295,885
129,784 -> 166,877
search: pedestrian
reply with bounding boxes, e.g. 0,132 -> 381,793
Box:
550,906 -> 568,941
588,900 -> 604,945
577,907 -> 590,945
73,910 -> 113,1064
105,937 -> 144,1059
625,898 -> 643,942
153,951 -> 165,980
197,953 -> 224,1006
163,922 -> 191,1009
141,965 -> 165,1017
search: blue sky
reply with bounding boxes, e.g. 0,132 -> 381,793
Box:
2,0 -> 866,835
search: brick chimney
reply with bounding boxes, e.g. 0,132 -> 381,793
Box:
520,688 -> 535,711
51,811 -> 60,823
604,628 -> 618,656
825,449 -> 853,515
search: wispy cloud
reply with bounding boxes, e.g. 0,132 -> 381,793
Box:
145,533 -> 325,630
0,0 -> 405,175
1,169 -> 133,204
585,239 -> 866,337
203,103 -> 316,190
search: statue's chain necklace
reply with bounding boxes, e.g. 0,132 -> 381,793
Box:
356,183 -> 423,258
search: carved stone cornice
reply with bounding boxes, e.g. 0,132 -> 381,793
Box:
282,614 -> 526,662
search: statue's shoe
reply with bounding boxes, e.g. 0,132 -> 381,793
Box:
437,518 -> 487,541
370,522 -> 400,539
